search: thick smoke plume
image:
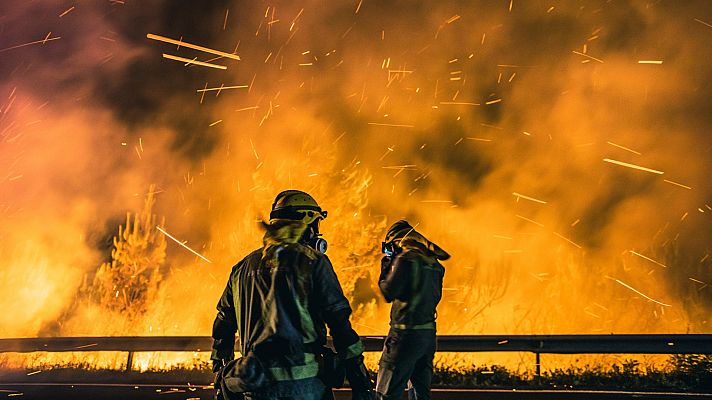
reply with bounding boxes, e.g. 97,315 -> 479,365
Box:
1,1 -> 711,340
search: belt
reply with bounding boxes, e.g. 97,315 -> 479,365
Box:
391,322 -> 436,330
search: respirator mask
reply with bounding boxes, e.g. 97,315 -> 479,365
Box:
304,217 -> 328,254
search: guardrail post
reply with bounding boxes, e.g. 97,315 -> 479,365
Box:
126,351 -> 134,372
535,352 -> 541,378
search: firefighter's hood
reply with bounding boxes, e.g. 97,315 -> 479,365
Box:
385,220 -> 450,261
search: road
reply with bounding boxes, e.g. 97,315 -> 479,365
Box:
1,384 -> 711,400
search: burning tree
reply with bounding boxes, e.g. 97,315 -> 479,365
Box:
85,187 -> 166,320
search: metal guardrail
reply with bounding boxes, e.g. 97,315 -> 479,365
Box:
1,335 -> 711,373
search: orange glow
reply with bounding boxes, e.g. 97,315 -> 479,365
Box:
0,2 -> 710,369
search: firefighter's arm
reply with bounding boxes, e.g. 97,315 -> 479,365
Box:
313,256 -> 375,399
378,253 -> 413,302
211,272 -> 238,372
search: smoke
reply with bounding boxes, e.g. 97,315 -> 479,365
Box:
1,0 -> 711,338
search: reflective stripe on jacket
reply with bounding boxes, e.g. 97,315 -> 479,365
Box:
212,244 -> 364,381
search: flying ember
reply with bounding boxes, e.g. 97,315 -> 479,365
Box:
0,0 -> 710,375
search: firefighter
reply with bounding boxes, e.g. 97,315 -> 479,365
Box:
376,220 -> 450,400
211,190 -> 375,400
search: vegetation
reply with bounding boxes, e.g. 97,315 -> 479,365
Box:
1,355 -> 710,392
431,355 -> 712,392
82,186 -> 166,319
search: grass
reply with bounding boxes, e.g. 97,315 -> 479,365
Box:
432,355 -> 712,392
1,355 -> 710,392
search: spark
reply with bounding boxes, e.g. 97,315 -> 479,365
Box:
196,85 -> 247,93
498,340 -> 509,345
512,192 -> 547,204
440,101 -> 480,106
355,0 -> 363,14
638,60 -> 663,64
553,232 -> 582,249
689,277 -> 707,285
223,8 -> 229,30
602,158 -> 664,174
496,64 -> 538,68
367,122 -> 414,128
147,33 -> 241,60
249,138 -> 259,159
629,250 -> 668,268
59,6 -> 75,17
156,226 -> 212,264
466,137 -> 493,142
572,50 -> 604,63
0,36 -> 61,54
663,179 -> 692,190
382,165 -> 417,170
291,8 -> 305,30
209,120 -> 222,127
606,141 -> 641,155
26,371 -> 42,376
73,343 -> 98,349
235,106 -> 259,112
694,18 -> 712,29
613,278 -> 671,307
162,54 -> 227,70
446,15 -> 461,24
515,214 -> 544,227
485,99 -> 502,105
397,222 -> 420,246
480,123 -> 503,130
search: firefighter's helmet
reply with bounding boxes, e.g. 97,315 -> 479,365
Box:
270,190 -> 327,225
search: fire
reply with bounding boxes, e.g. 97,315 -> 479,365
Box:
1,0 -> 711,372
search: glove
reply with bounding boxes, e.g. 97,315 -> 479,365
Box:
343,355 -> 376,400
213,359 -> 246,400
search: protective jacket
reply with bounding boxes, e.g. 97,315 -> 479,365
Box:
211,220 -> 365,384
378,245 -> 445,330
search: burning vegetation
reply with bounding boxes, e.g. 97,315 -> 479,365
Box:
81,187 -> 166,320
0,0 -> 711,375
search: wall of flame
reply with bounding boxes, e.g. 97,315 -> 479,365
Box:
1,1 -> 711,341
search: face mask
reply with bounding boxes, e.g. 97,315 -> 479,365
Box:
309,237 -> 328,253
304,221 -> 328,253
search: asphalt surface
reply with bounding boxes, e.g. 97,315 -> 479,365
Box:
1,384 -> 712,400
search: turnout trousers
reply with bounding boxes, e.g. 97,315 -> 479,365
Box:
376,328 -> 436,400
